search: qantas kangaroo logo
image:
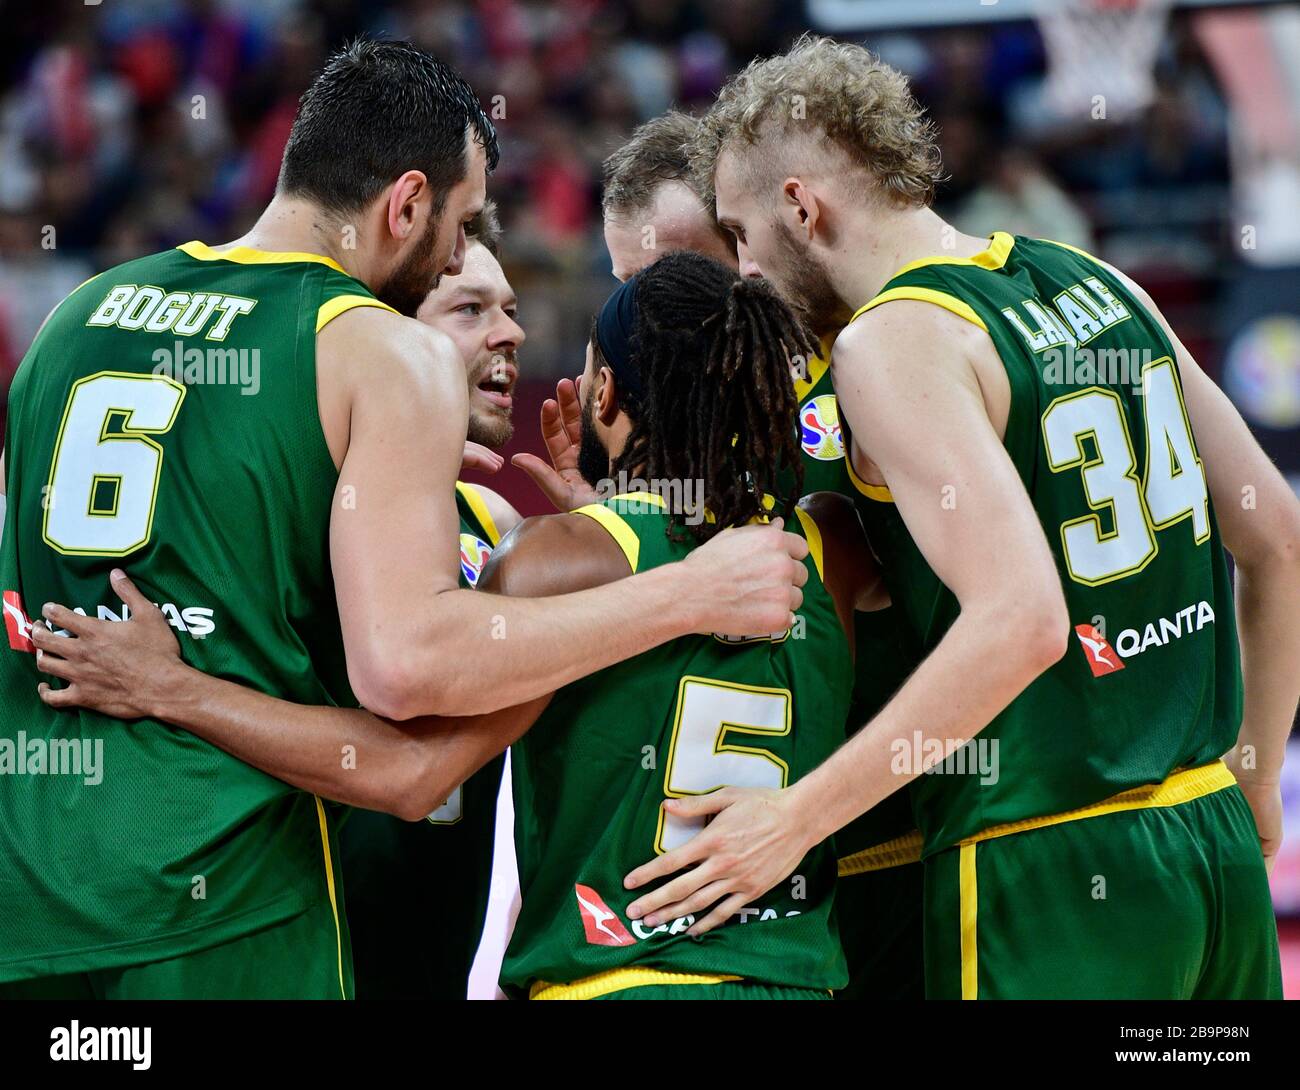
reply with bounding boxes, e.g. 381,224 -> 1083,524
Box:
574,884 -> 636,947
3,591 -> 35,653
1074,623 -> 1124,677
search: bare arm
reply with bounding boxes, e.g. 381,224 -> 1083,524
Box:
318,310 -> 808,721
32,571 -> 544,822
624,304 -> 1069,932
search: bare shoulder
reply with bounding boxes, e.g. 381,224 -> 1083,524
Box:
833,299 -> 992,392
479,511 -> 632,598
315,308 -> 466,466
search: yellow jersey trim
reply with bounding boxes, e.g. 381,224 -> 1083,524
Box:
792,505 -> 824,582
530,967 -> 743,1001
959,759 -> 1235,848
315,294 -> 399,333
178,239 -> 348,273
959,842 -> 979,1000
837,829 -> 923,876
851,286 -> 988,333
455,481 -> 502,546
844,448 -> 894,503
573,503 -> 640,572
313,796 -> 348,999
794,352 -> 831,403
889,230 -> 1015,279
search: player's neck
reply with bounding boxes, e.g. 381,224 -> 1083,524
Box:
228,196 -> 377,283
833,207 -> 988,311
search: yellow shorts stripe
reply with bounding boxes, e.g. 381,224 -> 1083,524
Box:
530,967 -> 742,1001
313,796 -> 347,1000
960,759 -> 1235,849
455,481 -> 501,546
959,841 -> 979,1000
951,760 -> 1234,1002
837,829 -> 923,876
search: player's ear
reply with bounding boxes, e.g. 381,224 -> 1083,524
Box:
596,366 -> 621,426
783,178 -> 820,242
385,170 -> 429,243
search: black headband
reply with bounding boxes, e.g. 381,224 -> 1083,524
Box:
594,274 -> 644,405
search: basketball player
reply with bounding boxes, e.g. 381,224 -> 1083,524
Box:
0,40 -> 806,1000
514,109 -> 924,999
339,200 -> 524,999
34,251 -> 886,1000
623,36 -> 1298,999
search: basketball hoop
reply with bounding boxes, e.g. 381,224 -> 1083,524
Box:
1036,0 -> 1172,126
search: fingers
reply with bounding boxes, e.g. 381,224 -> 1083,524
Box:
38,602 -> 93,637
31,622 -> 81,660
626,859 -> 721,922
35,646 -> 78,681
510,453 -> 571,512
791,558 -> 809,588
109,570 -> 168,625
660,789 -> 734,821
623,834 -> 708,894
781,529 -> 810,562
639,880 -> 734,929
38,681 -> 81,709
461,441 -> 504,474
554,378 -> 583,446
686,892 -> 751,936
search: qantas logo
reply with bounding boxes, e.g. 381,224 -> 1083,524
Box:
1075,600 -> 1217,678
3,591 -> 35,653
574,884 -> 636,947
1074,623 -> 1124,677
3,589 -> 216,651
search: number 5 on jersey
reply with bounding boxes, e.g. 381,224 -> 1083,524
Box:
43,372 -> 187,557
656,677 -> 792,854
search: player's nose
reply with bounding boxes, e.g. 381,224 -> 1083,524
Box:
737,241 -> 763,279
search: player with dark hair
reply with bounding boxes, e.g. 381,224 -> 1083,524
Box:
520,107 -> 926,1000
491,251 -> 886,999
0,40 -> 807,999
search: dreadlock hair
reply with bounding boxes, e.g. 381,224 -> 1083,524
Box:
608,251 -> 816,542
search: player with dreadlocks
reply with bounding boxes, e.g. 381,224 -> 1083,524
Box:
484,250 -> 888,1000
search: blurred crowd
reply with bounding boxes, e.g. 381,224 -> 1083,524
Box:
0,0 -> 1268,440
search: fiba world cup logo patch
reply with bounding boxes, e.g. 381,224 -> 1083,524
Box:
799,394 -> 844,461
459,533 -> 493,587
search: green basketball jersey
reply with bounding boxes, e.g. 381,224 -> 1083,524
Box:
340,481 -> 505,999
500,494 -> 853,998
848,232 -> 1242,854
0,241 -> 395,980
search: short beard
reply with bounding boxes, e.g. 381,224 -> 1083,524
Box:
770,219 -> 845,337
378,214 -> 441,317
577,388 -> 612,491
467,408 -> 513,450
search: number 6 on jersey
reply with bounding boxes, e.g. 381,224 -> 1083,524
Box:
43,372 -> 187,557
